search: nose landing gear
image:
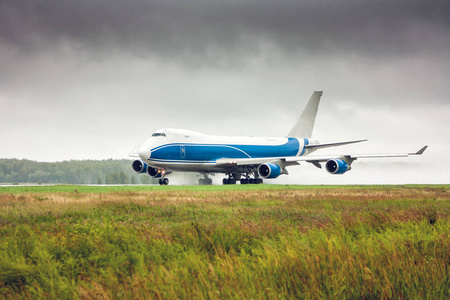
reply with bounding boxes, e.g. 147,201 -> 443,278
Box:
159,177 -> 169,185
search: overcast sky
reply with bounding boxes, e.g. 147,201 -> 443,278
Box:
1,0 -> 449,184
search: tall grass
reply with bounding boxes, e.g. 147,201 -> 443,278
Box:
1,183 -> 448,194
0,186 -> 449,298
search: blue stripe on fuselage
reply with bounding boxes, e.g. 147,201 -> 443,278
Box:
300,138 -> 309,156
150,138 -> 300,162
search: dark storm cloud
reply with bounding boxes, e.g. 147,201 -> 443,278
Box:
1,0 -> 449,65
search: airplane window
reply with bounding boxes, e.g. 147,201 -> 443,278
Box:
152,133 -> 166,137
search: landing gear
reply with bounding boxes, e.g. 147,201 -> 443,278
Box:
222,172 -> 263,185
223,177 -> 237,185
198,173 -> 213,185
251,170 -> 263,184
244,178 -> 263,184
199,177 -> 213,185
159,178 -> 169,185
223,174 -> 238,185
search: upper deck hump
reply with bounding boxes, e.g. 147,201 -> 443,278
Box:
152,128 -> 290,146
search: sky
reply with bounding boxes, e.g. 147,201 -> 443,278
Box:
1,0 -> 449,184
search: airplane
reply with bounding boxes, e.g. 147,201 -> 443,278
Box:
130,91 -> 427,185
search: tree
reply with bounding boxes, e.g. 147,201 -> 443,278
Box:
0,159 -> 138,184
28,171 -> 50,184
119,171 -> 129,184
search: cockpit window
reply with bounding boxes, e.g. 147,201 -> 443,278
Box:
152,133 -> 166,137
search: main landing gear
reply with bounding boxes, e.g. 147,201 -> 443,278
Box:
222,173 -> 263,185
197,174 -> 213,185
222,177 -> 237,185
240,177 -> 263,185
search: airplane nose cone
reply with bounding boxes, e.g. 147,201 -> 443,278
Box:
138,144 -> 151,160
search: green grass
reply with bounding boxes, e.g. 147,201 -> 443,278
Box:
0,186 -> 449,298
1,183 -> 448,194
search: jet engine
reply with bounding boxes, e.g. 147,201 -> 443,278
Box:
132,160 -> 148,173
147,166 -> 162,178
325,159 -> 350,174
258,163 -> 282,179
132,159 -> 163,178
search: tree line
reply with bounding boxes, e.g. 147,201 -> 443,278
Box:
0,158 -> 156,184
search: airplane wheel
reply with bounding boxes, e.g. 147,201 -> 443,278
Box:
249,178 -> 255,184
163,178 -> 169,185
223,178 -> 228,185
199,178 -> 204,185
207,178 -> 213,185
258,178 -> 263,184
159,179 -> 163,185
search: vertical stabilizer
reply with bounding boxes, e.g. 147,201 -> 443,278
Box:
287,91 -> 323,138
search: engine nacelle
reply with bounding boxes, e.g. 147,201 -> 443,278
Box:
258,163 -> 282,179
147,166 -> 162,178
325,159 -> 350,174
132,160 -> 148,173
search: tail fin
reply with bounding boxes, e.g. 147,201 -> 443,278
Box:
287,91 -> 323,138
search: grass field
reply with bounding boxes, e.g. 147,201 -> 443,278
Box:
0,185 -> 449,299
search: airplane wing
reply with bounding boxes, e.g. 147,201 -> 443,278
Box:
290,145 -> 428,163
214,146 -> 428,168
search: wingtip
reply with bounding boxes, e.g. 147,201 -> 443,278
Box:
413,145 -> 428,155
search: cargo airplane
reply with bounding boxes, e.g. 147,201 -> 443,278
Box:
131,91 -> 427,185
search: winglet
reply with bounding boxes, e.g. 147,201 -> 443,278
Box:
287,91 -> 323,138
411,145 -> 428,155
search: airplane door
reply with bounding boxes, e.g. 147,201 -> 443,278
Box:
180,145 -> 186,159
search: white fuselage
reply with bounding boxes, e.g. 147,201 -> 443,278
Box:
137,128 -> 315,173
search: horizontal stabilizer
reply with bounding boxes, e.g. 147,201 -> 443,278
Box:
129,146 -> 140,157
305,139 -> 367,150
